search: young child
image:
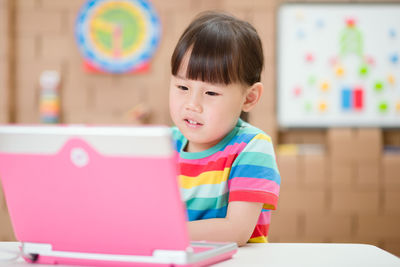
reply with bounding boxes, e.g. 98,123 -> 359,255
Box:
169,11 -> 280,247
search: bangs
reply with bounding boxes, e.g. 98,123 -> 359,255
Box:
187,32 -> 239,85
171,19 -> 241,85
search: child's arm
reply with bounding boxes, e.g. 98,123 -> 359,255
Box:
187,201 -> 263,247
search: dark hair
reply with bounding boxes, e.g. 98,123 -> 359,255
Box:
171,11 -> 264,86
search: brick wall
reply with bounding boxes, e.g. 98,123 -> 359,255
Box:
0,0 -> 400,257
272,129 -> 400,256
0,0 -> 9,123
0,0 -> 13,235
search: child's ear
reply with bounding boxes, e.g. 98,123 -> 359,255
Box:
242,82 -> 263,112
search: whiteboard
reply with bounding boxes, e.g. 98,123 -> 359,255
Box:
277,4 -> 400,128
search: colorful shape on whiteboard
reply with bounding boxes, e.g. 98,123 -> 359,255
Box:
359,64 -> 369,76
396,101 -> 400,112
378,101 -> 389,113
388,74 -> 396,86
316,18 -> 325,29
305,101 -> 312,112
389,28 -> 397,39
365,56 -> 375,66
341,86 -> 364,111
374,81 -> 384,92
335,65 -> 345,77
293,86 -> 302,97
320,80 -> 330,91
308,75 -> 317,86
341,87 -> 352,110
318,101 -> 328,112
305,52 -> 314,63
340,18 -> 363,57
345,17 -> 356,27
297,29 -> 306,39
390,53 -> 399,64
329,56 -> 339,66
353,86 -> 364,111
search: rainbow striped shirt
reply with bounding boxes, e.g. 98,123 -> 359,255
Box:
171,119 -> 280,243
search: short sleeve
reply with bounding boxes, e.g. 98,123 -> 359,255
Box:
228,133 -> 280,210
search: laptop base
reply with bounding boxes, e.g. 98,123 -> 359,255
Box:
22,241 -> 237,267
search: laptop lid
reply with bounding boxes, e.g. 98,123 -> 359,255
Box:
0,125 -> 190,257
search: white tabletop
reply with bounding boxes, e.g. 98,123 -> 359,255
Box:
0,242 -> 399,267
216,243 -> 400,267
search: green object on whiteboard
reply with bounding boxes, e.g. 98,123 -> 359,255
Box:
374,81 -> 384,92
340,27 -> 363,57
308,75 -> 317,86
305,101 -> 312,112
378,101 -> 388,113
359,64 -> 369,76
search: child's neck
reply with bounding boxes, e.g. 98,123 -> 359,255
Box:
184,139 -> 220,153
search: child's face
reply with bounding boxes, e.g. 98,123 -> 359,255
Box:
169,55 -> 247,153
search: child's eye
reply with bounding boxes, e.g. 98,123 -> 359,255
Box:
177,85 -> 188,91
205,91 -> 220,96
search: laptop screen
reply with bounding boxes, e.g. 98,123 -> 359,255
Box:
0,125 -> 190,256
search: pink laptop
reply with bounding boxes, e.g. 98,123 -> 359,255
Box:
0,125 -> 237,266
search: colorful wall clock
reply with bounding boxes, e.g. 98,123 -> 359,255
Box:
75,0 -> 161,74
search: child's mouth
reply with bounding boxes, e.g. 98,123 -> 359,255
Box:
184,119 -> 203,128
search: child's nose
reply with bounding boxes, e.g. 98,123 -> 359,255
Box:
185,95 -> 203,113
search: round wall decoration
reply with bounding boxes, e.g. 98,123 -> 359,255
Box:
75,0 -> 161,74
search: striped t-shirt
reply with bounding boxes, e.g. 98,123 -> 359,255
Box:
171,119 -> 280,243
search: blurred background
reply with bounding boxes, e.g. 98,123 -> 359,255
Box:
0,0 -> 399,257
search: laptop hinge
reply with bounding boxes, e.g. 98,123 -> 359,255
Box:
22,242 -> 192,264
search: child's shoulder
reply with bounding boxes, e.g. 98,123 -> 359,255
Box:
234,120 -> 277,160
235,119 -> 272,143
